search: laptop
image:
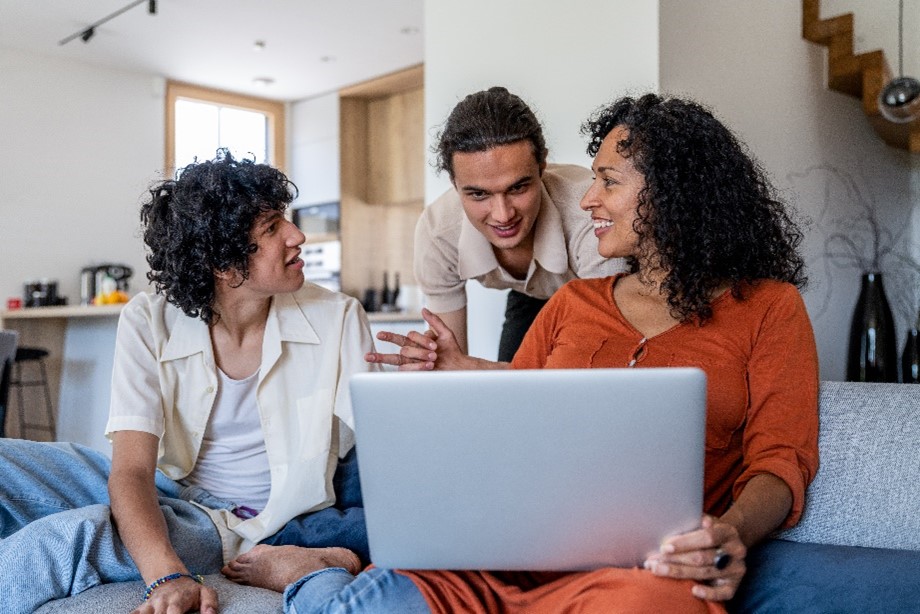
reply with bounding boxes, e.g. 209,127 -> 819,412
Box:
349,367 -> 706,571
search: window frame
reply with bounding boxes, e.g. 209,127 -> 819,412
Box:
165,80 -> 286,176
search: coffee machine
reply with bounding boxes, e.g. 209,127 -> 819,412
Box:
80,264 -> 133,305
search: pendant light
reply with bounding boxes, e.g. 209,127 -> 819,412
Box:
879,0 -> 920,123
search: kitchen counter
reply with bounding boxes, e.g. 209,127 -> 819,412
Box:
366,310 -> 424,323
0,304 -> 418,322
0,303 -> 425,452
1,304 -> 125,453
0,304 -> 124,321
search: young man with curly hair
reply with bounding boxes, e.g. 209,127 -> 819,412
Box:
0,151 -> 376,614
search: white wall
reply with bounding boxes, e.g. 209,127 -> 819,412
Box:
659,0 -> 918,381
0,48 -> 162,305
424,0 -> 660,359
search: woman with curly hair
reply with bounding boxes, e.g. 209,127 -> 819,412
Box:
294,94 -> 818,612
0,151 -> 376,614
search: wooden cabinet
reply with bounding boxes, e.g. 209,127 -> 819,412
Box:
339,65 -> 425,298
366,87 -> 425,204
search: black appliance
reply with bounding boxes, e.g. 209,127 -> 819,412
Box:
80,264 -> 133,305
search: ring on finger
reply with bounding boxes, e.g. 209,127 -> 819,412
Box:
713,548 -> 732,570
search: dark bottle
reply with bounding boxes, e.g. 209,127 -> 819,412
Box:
902,311 -> 920,384
392,272 -> 401,311
846,272 -> 898,382
381,271 -> 392,308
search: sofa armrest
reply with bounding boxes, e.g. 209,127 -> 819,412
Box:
775,381 -> 920,550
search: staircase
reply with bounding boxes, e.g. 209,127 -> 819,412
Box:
802,0 -> 920,152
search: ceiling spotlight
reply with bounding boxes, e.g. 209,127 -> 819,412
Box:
319,55 -> 336,63
253,40 -> 266,52
59,0 -> 158,46
879,0 -> 920,123
252,77 -> 275,87
400,26 -> 420,35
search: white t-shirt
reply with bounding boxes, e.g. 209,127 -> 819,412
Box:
185,368 -> 271,511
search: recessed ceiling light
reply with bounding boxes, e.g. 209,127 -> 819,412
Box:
252,77 -> 275,87
253,40 -> 266,52
319,55 -> 336,63
400,26 -> 420,35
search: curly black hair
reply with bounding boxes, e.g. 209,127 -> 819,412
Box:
581,94 -> 806,323
434,86 -> 547,179
140,150 -> 297,324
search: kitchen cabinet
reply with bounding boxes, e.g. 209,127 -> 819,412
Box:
290,91 -> 340,206
366,87 -> 425,205
339,65 -> 424,298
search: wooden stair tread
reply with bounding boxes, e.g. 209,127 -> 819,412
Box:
802,0 -> 920,152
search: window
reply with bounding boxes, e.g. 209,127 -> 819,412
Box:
165,81 -> 286,176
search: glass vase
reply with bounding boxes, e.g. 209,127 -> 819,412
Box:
902,311 -> 920,384
846,272 -> 898,383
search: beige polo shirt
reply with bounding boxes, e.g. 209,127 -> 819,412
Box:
414,163 -> 625,313
105,285 -> 378,561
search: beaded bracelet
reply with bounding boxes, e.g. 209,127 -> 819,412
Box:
143,572 -> 205,601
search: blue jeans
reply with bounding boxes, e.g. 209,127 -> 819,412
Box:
285,567 -> 429,614
0,439 -> 224,614
261,447 -> 370,564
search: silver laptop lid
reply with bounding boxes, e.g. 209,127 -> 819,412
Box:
350,367 -> 706,571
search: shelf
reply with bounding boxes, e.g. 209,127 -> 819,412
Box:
0,304 -> 124,321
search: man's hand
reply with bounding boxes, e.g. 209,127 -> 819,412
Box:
365,309 -> 506,370
130,576 -> 218,614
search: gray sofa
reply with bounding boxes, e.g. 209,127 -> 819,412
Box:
729,380 -> 920,612
39,381 -> 920,613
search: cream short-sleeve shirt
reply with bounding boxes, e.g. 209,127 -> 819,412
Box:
105,284 -> 379,561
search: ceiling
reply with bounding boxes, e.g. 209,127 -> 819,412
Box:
0,0 -> 424,102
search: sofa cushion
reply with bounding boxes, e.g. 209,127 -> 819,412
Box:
775,381 -> 920,550
33,574 -> 282,613
729,538 -> 920,614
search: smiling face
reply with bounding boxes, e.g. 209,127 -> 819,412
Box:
452,140 -> 545,256
580,125 -> 647,261
239,209 -> 307,296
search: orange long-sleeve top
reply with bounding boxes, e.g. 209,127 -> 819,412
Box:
398,274 -> 819,613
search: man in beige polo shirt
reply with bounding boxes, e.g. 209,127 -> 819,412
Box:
413,87 -> 625,362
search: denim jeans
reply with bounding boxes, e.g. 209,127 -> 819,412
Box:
0,439 -> 224,614
261,447 -> 370,564
285,567 -> 429,614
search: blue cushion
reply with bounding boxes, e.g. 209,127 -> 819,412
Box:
729,539 -> 920,613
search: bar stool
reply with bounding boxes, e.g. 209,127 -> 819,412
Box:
0,330 -> 18,438
9,346 -> 56,440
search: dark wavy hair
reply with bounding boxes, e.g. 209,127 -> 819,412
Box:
434,86 -> 547,179
140,150 -> 296,324
581,94 -> 806,323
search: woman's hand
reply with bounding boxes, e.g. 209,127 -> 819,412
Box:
365,308 -> 496,370
644,514 -> 747,601
130,576 -> 218,614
